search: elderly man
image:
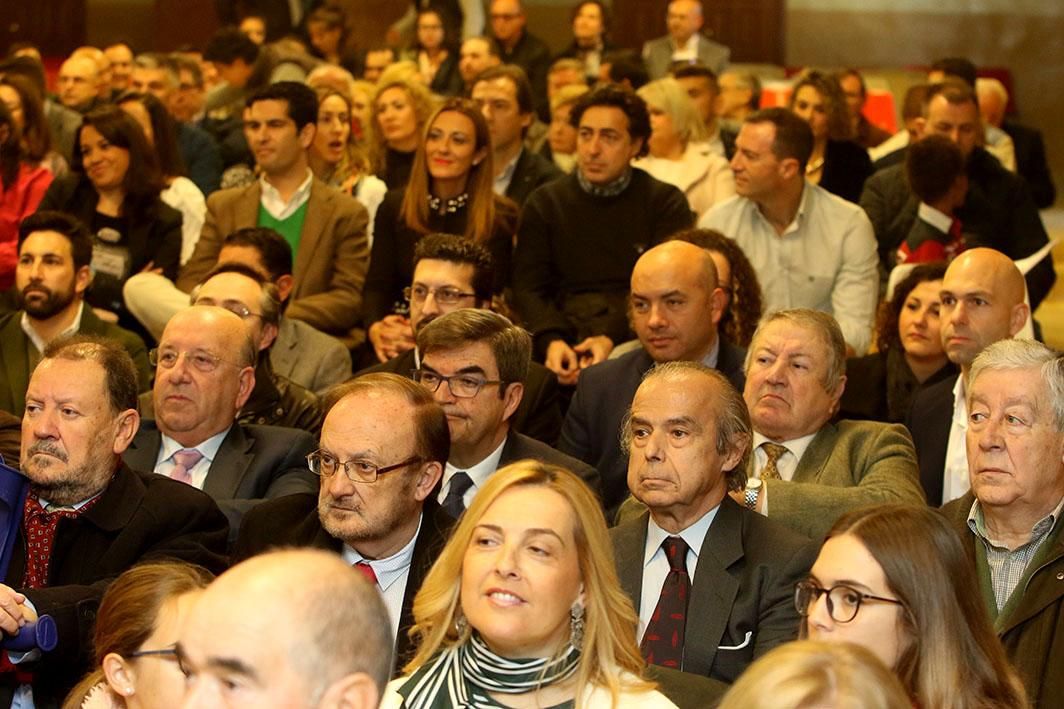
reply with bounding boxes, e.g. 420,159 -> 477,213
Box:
736,309 -> 924,539
940,339 -> 1064,709
643,0 -> 729,79
56,54 -> 100,113
612,362 -> 814,682
700,108 -> 879,355
906,248 -> 1029,506
11,336 -> 227,705
179,549 -> 392,709
233,374 -> 453,669
561,239 -> 745,517
123,307 -> 317,537
416,309 -> 599,518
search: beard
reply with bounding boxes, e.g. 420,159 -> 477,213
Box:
317,475 -> 421,548
22,436 -> 114,506
18,281 -> 77,320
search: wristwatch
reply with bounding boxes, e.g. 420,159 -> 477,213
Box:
743,478 -> 763,511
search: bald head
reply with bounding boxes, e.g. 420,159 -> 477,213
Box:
57,56 -> 100,110
939,248 -> 1029,371
178,550 -> 391,708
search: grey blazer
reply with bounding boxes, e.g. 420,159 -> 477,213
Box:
642,34 -> 730,79
269,316 -> 352,396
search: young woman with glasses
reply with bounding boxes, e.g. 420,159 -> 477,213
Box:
796,505 -> 1027,709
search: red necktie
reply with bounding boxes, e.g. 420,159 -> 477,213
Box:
21,495 -> 98,589
641,536 -> 691,669
355,561 -> 378,586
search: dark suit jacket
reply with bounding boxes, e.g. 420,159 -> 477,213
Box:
497,432 -> 601,498
611,499 -> 814,683
1004,119 -> 1056,209
505,148 -> 563,207
176,122 -> 223,196
905,374 -> 957,506
559,342 -> 747,518
123,420 -> 318,541
0,308 -> 151,416
233,496 -> 453,671
358,348 -> 563,446
820,139 -> 873,204
1,463 -> 228,707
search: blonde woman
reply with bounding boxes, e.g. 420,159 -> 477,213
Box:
370,75 -> 437,189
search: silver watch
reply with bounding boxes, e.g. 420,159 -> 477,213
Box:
743,478 -> 763,510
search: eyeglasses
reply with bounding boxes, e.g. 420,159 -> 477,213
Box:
129,645 -> 178,661
404,284 -> 477,306
412,369 -> 503,398
794,580 -> 904,624
307,449 -> 423,484
149,348 -> 243,373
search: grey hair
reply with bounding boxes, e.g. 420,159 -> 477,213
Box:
968,339 -> 1064,431
746,309 -> 846,391
621,360 -> 751,491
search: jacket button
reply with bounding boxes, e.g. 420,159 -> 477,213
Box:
1057,572 -> 1064,581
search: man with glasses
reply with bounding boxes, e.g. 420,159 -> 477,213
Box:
233,373 -> 454,670
488,0 -> 551,118
357,234 -> 563,444
414,309 -> 599,519
611,361 -> 814,682
122,306 -> 317,541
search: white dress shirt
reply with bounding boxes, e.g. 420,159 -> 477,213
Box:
750,432 -> 818,515
943,374 -> 971,504
154,428 -> 232,490
21,302 -> 84,354
259,168 -> 313,220
342,513 -> 423,640
438,437 -> 508,509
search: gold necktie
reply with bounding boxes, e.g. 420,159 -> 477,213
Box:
759,443 -> 789,480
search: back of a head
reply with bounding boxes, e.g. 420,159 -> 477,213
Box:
930,57 -> 977,88
906,134 -> 964,205
222,226 -> 294,280
204,27 -> 260,66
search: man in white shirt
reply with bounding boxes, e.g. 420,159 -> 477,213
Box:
642,0 -> 730,79
610,361 -> 813,682
906,248 -> 1028,506
700,108 -> 879,355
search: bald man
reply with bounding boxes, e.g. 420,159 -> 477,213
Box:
906,248 -> 1029,506
642,0 -> 730,79
178,549 -> 391,709
71,46 -> 114,102
56,55 -> 100,112
560,239 -> 747,517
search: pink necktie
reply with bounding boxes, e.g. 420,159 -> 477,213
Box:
170,448 -> 203,485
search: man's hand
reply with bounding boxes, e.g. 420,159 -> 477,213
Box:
368,315 -> 415,362
545,340 -> 581,386
573,336 -> 614,368
0,585 -> 30,636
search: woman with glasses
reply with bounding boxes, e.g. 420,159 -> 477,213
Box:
796,504 -> 1027,709
365,98 -> 518,363
63,562 -> 213,709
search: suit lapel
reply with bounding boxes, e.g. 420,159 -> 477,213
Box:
235,183 -> 261,232
125,424 -> 163,473
292,180 -> 329,289
792,425 -> 836,483
612,512 -> 650,609
684,498 -> 743,676
397,502 -> 453,666
203,425 -> 254,499
999,539 -> 1064,635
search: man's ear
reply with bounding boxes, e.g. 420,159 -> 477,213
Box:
260,322 -> 279,350
1008,302 -> 1031,337
627,136 -> 644,161
234,366 -> 256,410
299,121 -> 316,150
112,409 -> 141,455
74,265 -> 93,296
778,156 -> 800,180
910,116 -> 927,139
709,286 -> 726,326
275,274 -> 295,302
414,461 -> 444,502
317,672 -> 380,709
501,382 -> 524,422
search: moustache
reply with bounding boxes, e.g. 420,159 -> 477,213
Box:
27,441 -> 68,462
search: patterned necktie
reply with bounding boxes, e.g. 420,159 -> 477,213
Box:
641,536 -> 691,669
170,448 -> 204,485
21,494 -> 99,589
759,442 -> 789,480
442,471 -> 474,519
355,561 -> 378,586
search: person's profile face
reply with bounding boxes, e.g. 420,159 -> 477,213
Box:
113,592 -> 200,709
729,122 -> 785,202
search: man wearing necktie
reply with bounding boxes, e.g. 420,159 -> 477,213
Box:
610,361 -> 814,685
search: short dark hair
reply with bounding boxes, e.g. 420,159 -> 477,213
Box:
571,0 -> 610,29
605,50 -> 648,90
744,107 -> 814,172
203,27 -> 260,65
474,65 -> 534,118
412,234 -> 494,302
117,91 -> 187,178
930,57 -> 977,89
246,81 -> 318,132
906,134 -> 965,205
222,227 -> 294,280
921,80 -> 978,117
417,309 -> 532,386
671,63 -> 718,92
43,335 -> 139,414
569,83 -> 651,158
902,83 -> 931,122
19,210 -> 94,270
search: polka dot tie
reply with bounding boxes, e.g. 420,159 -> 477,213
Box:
640,536 -> 690,669
21,495 -> 99,589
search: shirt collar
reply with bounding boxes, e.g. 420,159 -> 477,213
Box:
576,166 -> 633,197
699,337 -> 721,369
158,426 -> 232,466
918,202 -> 954,233
644,503 -> 718,569
967,495 -> 1064,549
21,301 -> 84,353
444,436 -> 508,491
493,148 -> 522,194
259,169 -> 313,220
345,512 -> 423,590
752,430 -> 818,463
952,374 -> 968,424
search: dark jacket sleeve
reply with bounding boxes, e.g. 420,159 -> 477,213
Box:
364,190 -> 404,325
147,201 -> 184,280
512,188 -> 574,348
652,182 -> 696,242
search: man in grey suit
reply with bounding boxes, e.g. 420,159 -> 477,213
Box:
123,306 -> 317,538
415,309 -> 600,517
612,361 -> 814,683
642,0 -> 730,80
735,309 -> 924,540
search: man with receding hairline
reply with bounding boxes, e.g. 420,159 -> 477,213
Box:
642,0 -> 730,79
907,248 -> 1030,506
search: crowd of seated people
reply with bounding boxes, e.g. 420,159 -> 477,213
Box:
0,0 -> 1061,706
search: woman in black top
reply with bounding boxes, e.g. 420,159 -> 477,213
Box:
789,71 -> 873,204
406,7 -> 464,98
38,106 -> 181,331
370,76 -> 438,190
366,97 -> 517,362
840,262 -> 956,423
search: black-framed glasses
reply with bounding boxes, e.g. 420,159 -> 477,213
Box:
794,580 -> 904,624
148,348 -> 243,373
307,449 -> 423,484
129,645 -> 178,661
403,284 -> 477,305
411,369 -> 504,398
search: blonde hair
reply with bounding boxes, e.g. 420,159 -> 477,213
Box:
405,461 -> 654,707
637,77 -> 709,148
551,83 -> 590,113
368,75 -> 437,173
719,641 -> 912,709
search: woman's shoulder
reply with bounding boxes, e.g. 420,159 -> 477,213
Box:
583,677 -> 679,708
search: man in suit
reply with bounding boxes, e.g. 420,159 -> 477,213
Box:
561,239 -> 746,518
233,373 -> 453,669
612,361 -> 814,683
0,212 -> 150,417
359,234 -> 562,445
737,309 -> 924,540
127,81 -> 371,346
472,65 -> 562,207
906,249 -> 1028,506
489,0 -> 552,118
940,339 -> 1064,709
123,306 -> 317,536
643,0 -> 728,80
416,309 -> 600,516
6,336 -> 227,705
